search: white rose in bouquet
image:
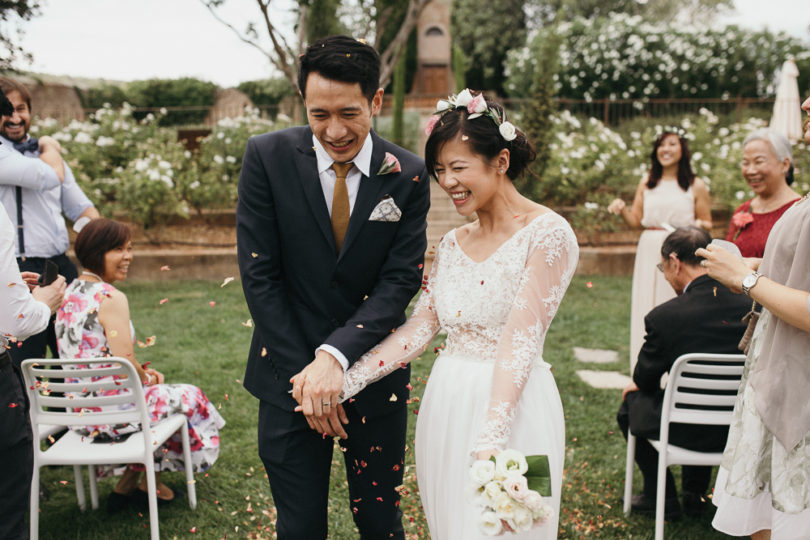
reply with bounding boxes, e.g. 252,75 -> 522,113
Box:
512,505 -> 534,533
495,449 -> 528,478
479,510 -> 502,536
523,490 -> 544,512
483,480 -> 502,503
493,492 -> 517,522
470,459 -> 496,487
455,89 -> 474,107
502,473 -> 531,502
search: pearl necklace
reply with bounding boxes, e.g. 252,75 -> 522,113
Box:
81,270 -> 104,282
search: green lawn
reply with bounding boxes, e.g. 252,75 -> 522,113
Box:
35,275 -> 731,539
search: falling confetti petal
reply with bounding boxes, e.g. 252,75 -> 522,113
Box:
221,276 -> 235,288
389,393 -> 398,402
241,319 -> 253,328
586,281 -> 593,289
251,252 -> 258,258
209,301 -> 216,307
159,298 -> 169,305
160,265 -> 171,272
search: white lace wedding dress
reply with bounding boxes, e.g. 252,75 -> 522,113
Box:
342,212 -> 579,539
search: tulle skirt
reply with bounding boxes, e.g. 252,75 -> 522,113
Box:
415,353 -> 565,539
629,230 -> 675,370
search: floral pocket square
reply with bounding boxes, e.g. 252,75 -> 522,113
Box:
369,197 -> 402,222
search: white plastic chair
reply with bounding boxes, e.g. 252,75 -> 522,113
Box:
22,357 -> 197,540
622,352 -> 745,539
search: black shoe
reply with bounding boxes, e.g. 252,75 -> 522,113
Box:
682,491 -> 708,517
630,493 -> 682,522
107,491 -> 131,512
131,486 -> 183,508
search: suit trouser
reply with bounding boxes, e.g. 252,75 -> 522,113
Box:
11,254 -> 78,368
617,400 -> 720,499
258,400 -> 407,540
0,351 -> 33,540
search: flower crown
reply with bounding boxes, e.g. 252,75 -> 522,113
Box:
425,89 -> 518,142
654,125 -> 687,139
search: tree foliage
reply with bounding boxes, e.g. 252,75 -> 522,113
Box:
200,0 -> 429,93
237,77 -> 295,106
451,0 -> 527,94
0,0 -> 40,71
128,78 -> 217,125
525,0 -> 733,27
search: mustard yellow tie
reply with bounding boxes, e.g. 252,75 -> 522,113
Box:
331,161 -> 353,252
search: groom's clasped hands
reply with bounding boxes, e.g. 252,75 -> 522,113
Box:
290,350 -> 350,438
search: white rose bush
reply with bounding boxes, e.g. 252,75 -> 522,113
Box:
468,449 -> 552,536
33,104 -> 283,237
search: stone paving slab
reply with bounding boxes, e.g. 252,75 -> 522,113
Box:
576,370 -> 632,389
573,347 -> 619,364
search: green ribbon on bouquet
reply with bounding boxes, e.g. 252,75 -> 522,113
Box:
525,454 -> 551,496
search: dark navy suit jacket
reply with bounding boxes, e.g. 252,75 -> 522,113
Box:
237,126 -> 430,420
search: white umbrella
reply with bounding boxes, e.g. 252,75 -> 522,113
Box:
770,58 -> 803,143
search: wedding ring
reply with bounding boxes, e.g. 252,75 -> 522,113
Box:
322,402 -> 331,407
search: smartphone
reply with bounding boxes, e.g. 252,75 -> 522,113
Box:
38,259 -> 59,286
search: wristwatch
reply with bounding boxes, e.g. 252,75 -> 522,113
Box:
741,272 -> 762,296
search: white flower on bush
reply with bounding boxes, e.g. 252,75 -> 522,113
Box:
214,155 -> 224,165
479,510 -> 502,536
96,136 -> 115,147
469,459 -> 496,487
226,155 -> 236,164
584,202 -> 599,211
736,190 -> 745,200
73,132 -> 92,144
189,180 -> 201,190
495,449 -> 528,478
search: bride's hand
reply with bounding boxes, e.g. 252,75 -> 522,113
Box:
695,244 -> 750,293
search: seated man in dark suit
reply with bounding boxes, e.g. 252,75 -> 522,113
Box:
617,226 -> 750,520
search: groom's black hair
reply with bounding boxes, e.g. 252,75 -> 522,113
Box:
298,35 -> 381,104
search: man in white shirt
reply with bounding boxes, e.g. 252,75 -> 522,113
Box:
0,148 -> 66,539
0,77 -> 99,367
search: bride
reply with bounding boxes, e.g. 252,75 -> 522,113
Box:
296,90 -> 578,538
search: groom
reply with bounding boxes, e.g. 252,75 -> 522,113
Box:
237,35 -> 430,539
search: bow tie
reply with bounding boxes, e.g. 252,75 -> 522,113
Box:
13,138 -> 39,154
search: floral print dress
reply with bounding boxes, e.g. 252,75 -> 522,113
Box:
55,279 -> 225,473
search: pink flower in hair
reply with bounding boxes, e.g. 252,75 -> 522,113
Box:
425,114 -> 441,136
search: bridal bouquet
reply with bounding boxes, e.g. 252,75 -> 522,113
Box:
469,449 -> 553,536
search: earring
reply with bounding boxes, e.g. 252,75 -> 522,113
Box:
499,169 -> 505,174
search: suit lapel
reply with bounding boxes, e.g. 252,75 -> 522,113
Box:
294,129 -> 336,252
339,131 -> 388,260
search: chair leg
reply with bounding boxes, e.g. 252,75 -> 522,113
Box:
623,433 -> 636,516
73,464 -> 86,511
180,422 -> 197,510
144,459 -> 160,540
30,461 -> 40,540
88,465 -> 99,510
654,448 -> 667,540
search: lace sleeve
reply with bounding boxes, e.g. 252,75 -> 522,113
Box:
472,221 -> 579,454
340,241 -> 443,400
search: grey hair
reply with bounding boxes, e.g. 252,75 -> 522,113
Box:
743,128 -> 792,163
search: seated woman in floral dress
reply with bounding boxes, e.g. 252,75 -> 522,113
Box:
55,218 -> 225,510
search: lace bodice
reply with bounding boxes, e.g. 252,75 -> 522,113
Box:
342,212 -> 579,453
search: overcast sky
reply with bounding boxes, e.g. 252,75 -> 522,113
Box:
17,0 -> 810,88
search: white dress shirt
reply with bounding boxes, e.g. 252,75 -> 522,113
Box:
312,133 -> 374,371
0,134 -> 94,258
0,203 -> 50,340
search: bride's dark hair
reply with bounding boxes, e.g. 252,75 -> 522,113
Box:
424,92 -> 535,181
